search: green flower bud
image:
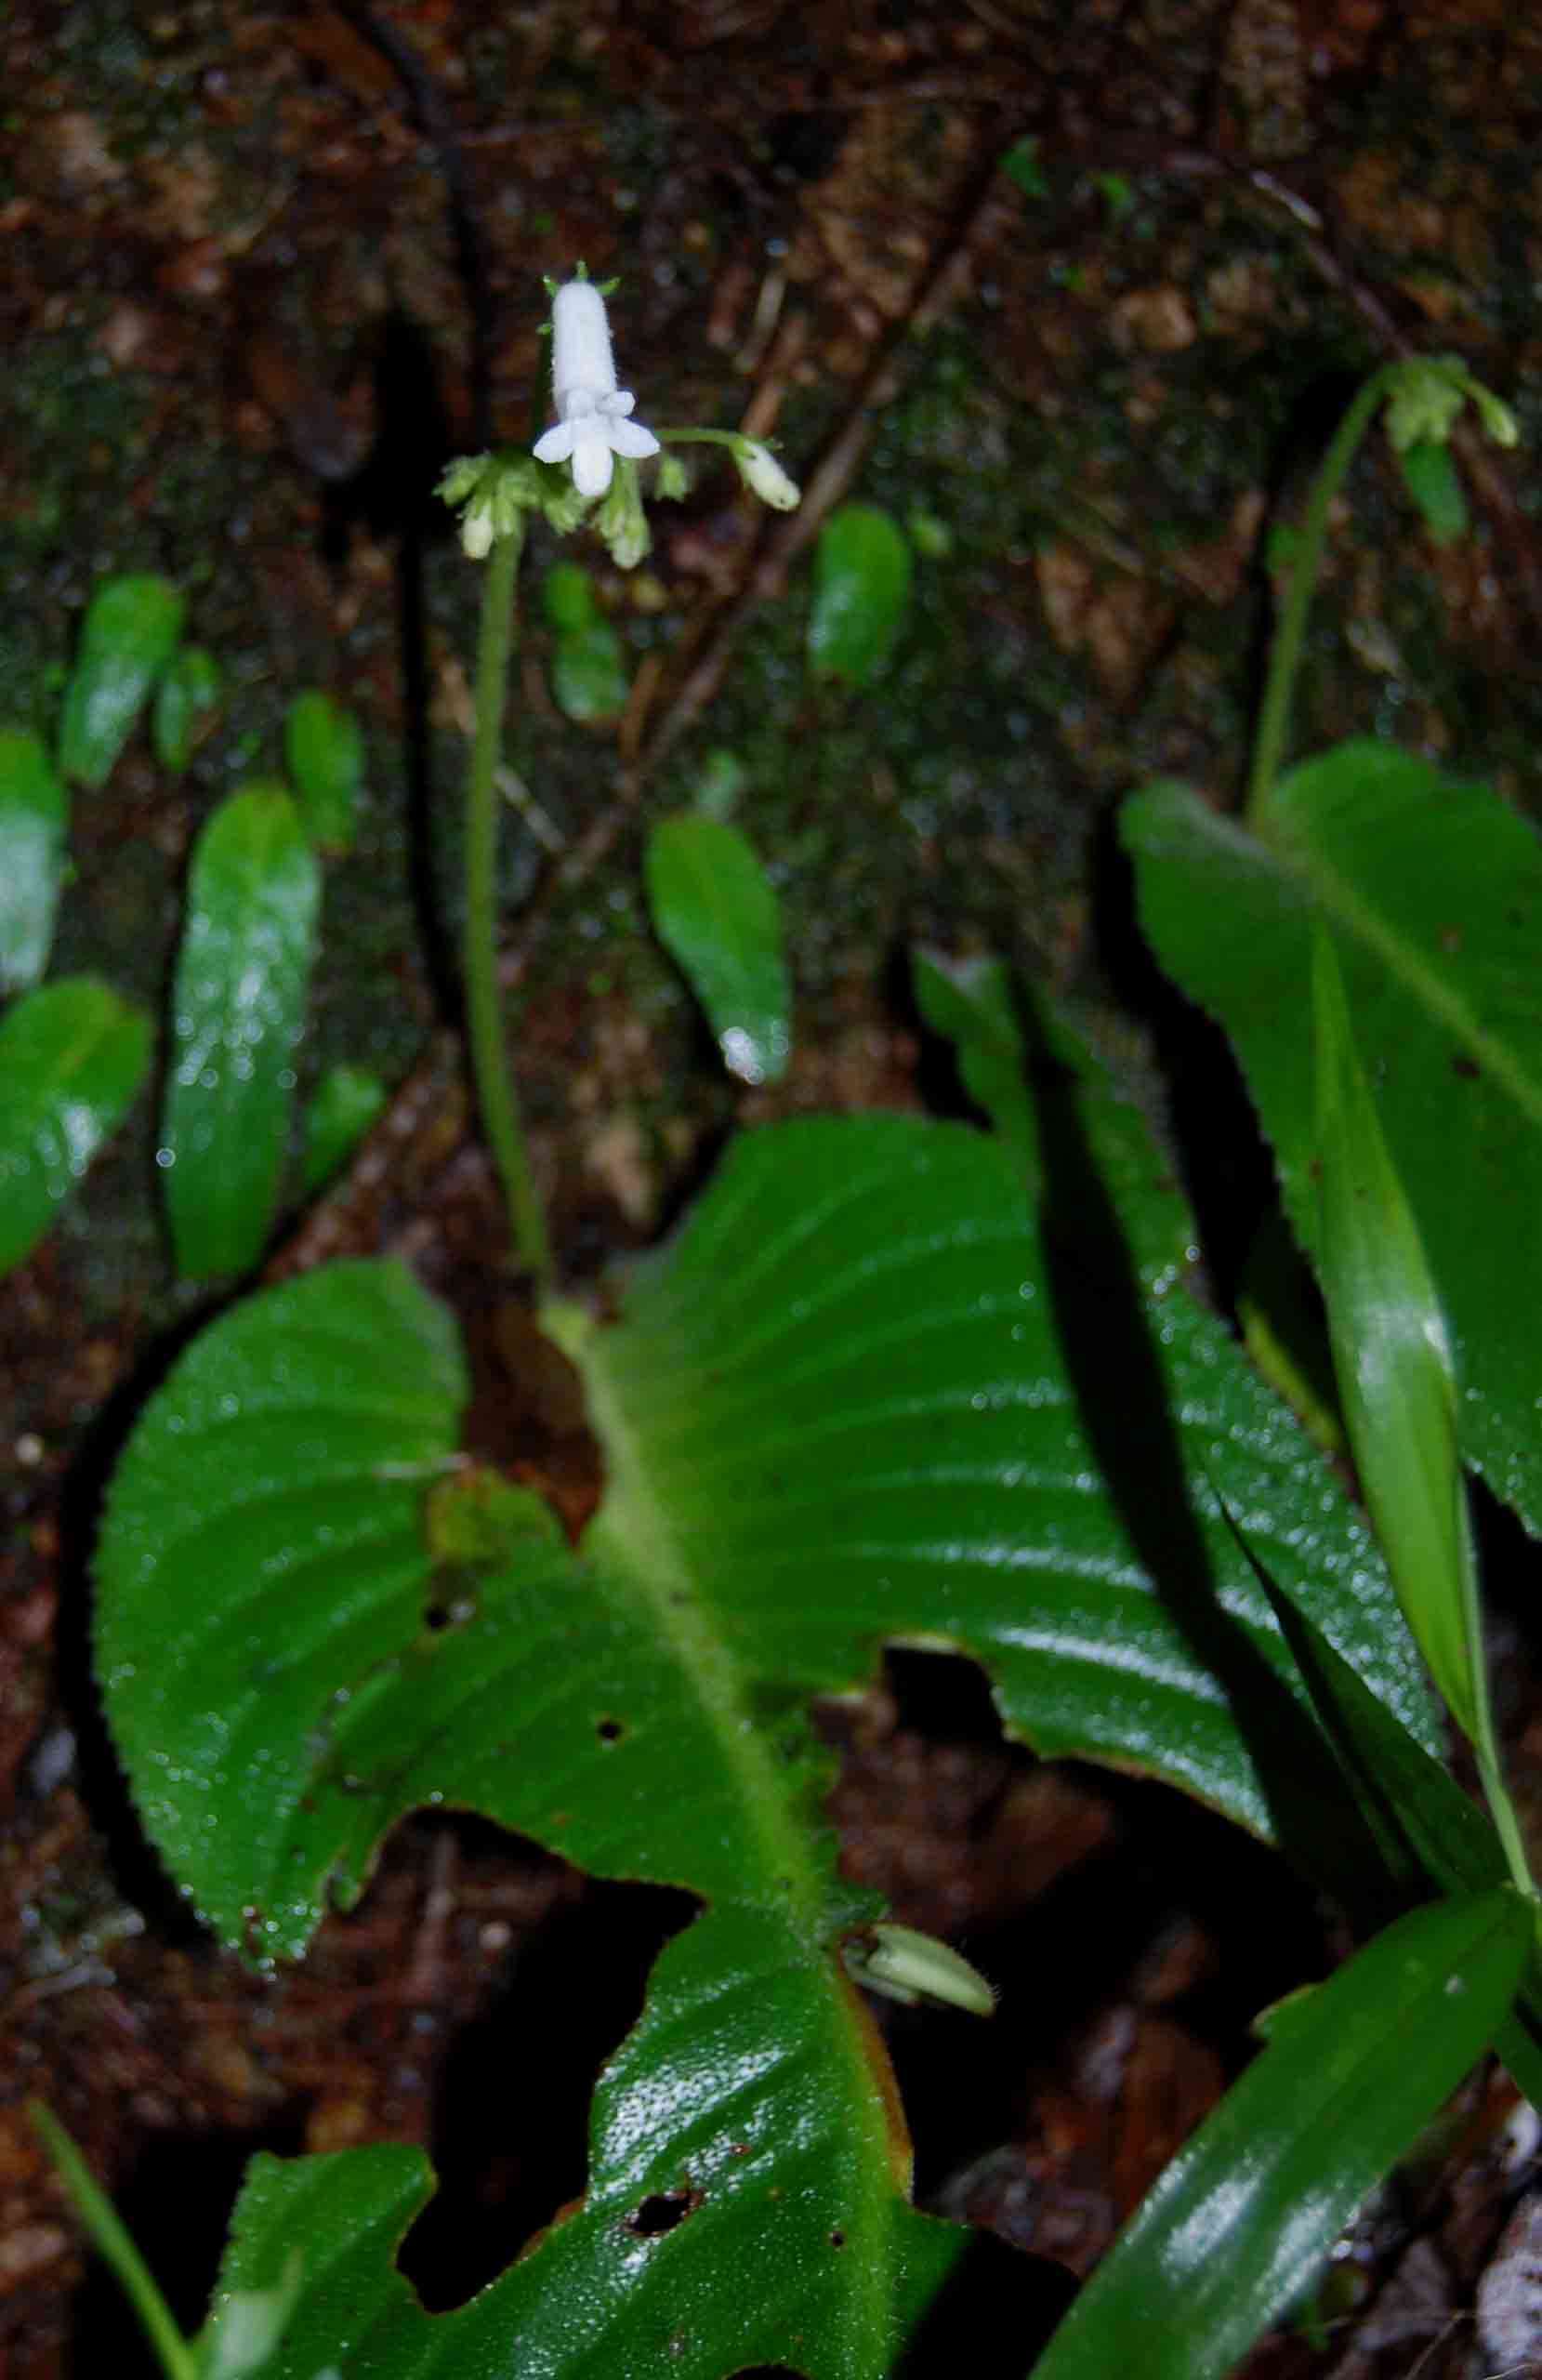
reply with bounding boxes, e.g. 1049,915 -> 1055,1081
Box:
840,1923 -> 995,2016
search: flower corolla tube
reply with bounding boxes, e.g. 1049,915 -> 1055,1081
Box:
533,279 -> 660,499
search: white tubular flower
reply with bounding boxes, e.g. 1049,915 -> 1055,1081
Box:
533,279 -> 660,499
734,437 -> 800,511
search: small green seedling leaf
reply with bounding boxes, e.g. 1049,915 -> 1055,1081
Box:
542,560 -> 598,632
808,504 -> 912,685
1002,134 -> 1050,200
544,559 -> 629,719
0,977 -> 152,1278
1397,439 -> 1469,545
1311,931 -> 1483,1746
904,505 -> 952,559
301,1064 -> 388,1197
57,575 -> 186,788
1032,1888 -> 1530,2380
0,729 -> 68,993
645,814 -> 791,1084
161,783 -> 322,1279
841,1924 -> 995,2015
693,746 -> 748,820
551,623 -> 629,722
152,647 -> 221,774
283,692 -> 364,854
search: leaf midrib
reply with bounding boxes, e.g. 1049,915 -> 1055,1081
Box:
1269,808 -> 1542,1131
576,1317 -> 903,2372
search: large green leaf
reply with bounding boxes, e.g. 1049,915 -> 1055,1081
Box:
100,1117 -> 1434,1945
96,1109 -> 1448,2373
161,783 -> 322,1278
1031,1888 -> 1530,2380
0,729 -> 69,994
0,977 -> 152,1278
1124,742 -> 1542,1535
202,1959 -> 961,2380
646,814 -> 791,1084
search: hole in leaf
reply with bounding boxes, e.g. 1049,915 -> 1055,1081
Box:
595,1716 -> 625,1744
828,2228 -> 847,2249
423,1593 -> 475,1633
400,1870 -> 698,2309
626,2186 -> 703,2237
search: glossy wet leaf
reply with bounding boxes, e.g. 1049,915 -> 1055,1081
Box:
97,1093 -> 1449,2373
1033,1889 -> 1529,2380
0,729 -> 68,993
152,646 -> 221,774
284,692 -> 363,853
301,1064 -> 388,1197
1125,742 -> 1542,1537
57,575 -> 185,788
808,505 -> 911,684
646,814 -> 790,1083
100,1115 -> 1436,1953
96,1249 -> 959,2376
912,946 -> 1200,1286
1312,932 -> 1483,1743
0,978 -> 152,1277
913,952 -> 1457,1907
161,783 -> 322,1279
204,1934 -> 962,2380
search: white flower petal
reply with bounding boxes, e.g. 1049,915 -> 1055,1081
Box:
600,390 -> 638,418
572,430 -> 615,498
608,418 -> 660,460
534,422 -> 577,464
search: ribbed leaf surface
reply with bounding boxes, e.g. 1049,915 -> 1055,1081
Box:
97,1112 -> 1441,2376
1125,743 -> 1542,1535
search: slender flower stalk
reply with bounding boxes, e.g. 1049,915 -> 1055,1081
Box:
1245,366 -> 1392,828
658,426 -> 802,510
1246,354 -> 1518,828
463,520 -> 551,1286
436,271 -> 804,1284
